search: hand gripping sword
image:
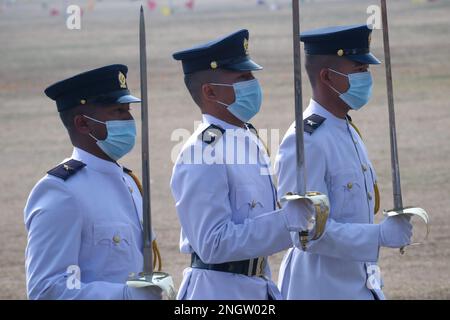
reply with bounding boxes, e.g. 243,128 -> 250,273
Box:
380,0 -> 429,254
281,0 -> 330,251
126,6 -> 175,299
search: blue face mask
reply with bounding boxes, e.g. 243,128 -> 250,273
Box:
211,78 -> 263,123
328,68 -> 373,110
83,115 -> 136,161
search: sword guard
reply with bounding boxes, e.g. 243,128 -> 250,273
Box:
383,206 -> 430,254
281,191 -> 330,249
126,272 -> 176,300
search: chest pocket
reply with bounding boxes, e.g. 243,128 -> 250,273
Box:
330,170 -> 365,221
235,186 -> 265,223
93,223 -> 133,278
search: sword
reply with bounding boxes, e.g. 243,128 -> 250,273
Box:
281,0 -> 330,251
292,0 -> 306,197
139,4 -> 153,281
380,0 -> 429,254
126,7 -> 175,299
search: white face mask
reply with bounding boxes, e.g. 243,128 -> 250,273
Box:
209,79 -> 263,122
327,68 -> 373,110
83,115 -> 136,161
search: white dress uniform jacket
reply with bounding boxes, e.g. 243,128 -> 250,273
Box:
170,114 -> 302,300
275,100 -> 385,300
24,147 -> 157,299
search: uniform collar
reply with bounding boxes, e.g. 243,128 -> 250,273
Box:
305,99 -> 348,129
202,113 -> 244,130
71,147 -> 124,177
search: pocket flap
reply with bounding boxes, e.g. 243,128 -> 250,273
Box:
331,170 -> 362,192
94,223 -> 132,246
235,186 -> 264,211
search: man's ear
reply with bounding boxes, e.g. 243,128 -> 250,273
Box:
319,68 -> 333,87
201,83 -> 218,102
73,114 -> 91,135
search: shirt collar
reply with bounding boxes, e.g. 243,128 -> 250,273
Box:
71,147 -> 124,176
202,113 -> 244,130
305,99 -> 348,129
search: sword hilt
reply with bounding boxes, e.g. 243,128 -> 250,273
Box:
281,191 -> 330,250
383,206 -> 430,254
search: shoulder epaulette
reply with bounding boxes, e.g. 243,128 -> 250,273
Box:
304,114 -> 326,134
198,124 -> 225,145
47,159 -> 86,181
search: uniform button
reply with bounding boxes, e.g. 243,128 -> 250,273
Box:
113,235 -> 121,244
347,182 -> 353,189
251,200 -> 257,208
367,192 -> 373,200
362,164 -> 368,172
128,186 -> 133,193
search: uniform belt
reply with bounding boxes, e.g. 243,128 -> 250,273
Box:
190,252 -> 266,277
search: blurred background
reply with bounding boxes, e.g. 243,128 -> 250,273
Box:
1,0 -> 449,299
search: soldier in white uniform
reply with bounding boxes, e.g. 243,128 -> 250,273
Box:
170,29 -> 314,300
275,25 -> 414,299
25,65 -> 165,299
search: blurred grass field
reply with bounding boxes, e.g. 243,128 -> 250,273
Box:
1,0 -> 449,299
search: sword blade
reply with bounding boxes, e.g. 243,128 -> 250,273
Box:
381,0 -> 403,210
139,5 -> 153,277
292,0 -> 306,196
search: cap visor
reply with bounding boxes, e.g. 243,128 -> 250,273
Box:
224,59 -> 263,72
349,52 -> 381,65
116,94 -> 141,104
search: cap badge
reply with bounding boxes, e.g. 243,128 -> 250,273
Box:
243,38 -> 249,55
337,49 -> 344,57
210,61 -> 218,69
118,71 -> 127,89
